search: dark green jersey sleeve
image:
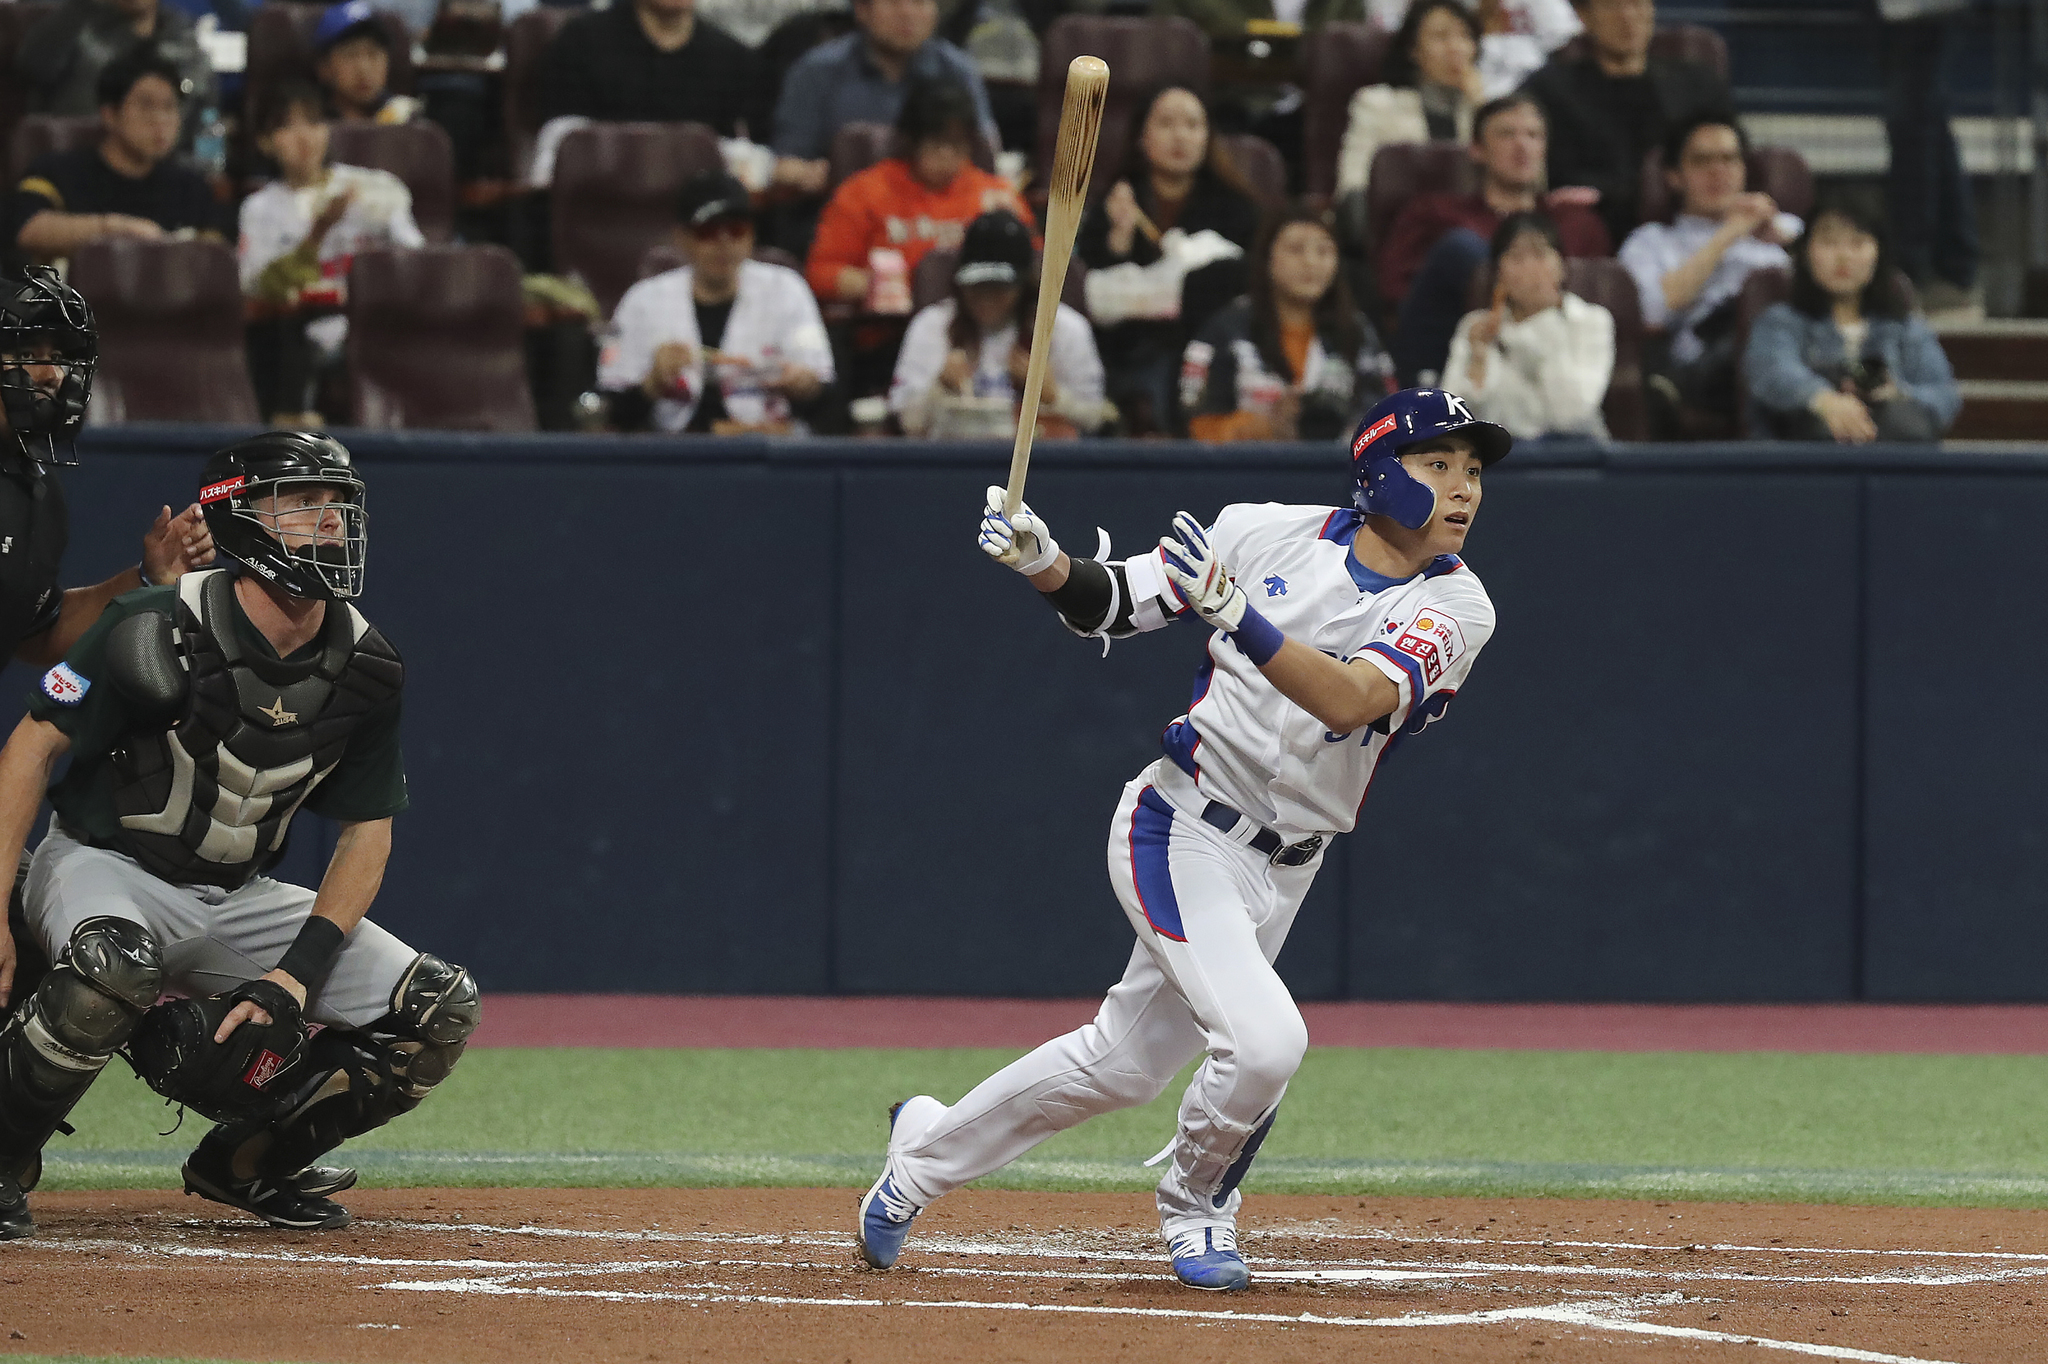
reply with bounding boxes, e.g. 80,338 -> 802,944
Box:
23,587 -> 176,759
304,691 -> 408,822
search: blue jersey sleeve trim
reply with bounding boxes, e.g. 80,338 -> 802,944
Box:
1362,640 -> 1427,725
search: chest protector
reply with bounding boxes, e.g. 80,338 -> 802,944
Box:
109,569 -> 402,889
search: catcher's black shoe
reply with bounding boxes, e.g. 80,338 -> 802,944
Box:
180,1145 -> 351,1230
291,1164 -> 358,1198
0,1170 -> 31,1240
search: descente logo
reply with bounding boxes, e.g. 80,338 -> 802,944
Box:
198,475 -> 245,504
1351,414 -> 1398,459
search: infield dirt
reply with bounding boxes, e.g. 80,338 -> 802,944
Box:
0,1187 -> 2043,1363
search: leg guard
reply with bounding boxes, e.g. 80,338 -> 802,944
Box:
1155,1094 -> 1281,1237
0,917 -> 162,1187
206,954 -> 479,1180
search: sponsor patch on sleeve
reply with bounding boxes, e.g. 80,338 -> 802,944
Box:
1392,608 -> 1466,685
40,661 -> 89,705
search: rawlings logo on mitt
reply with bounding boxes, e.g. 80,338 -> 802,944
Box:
126,980 -> 309,1124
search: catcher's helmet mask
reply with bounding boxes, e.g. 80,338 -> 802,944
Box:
1349,388 -> 1512,532
201,431 -> 369,601
0,266 -> 97,472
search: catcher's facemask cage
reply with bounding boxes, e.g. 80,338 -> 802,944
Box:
0,267 -> 97,470
201,433 -> 369,601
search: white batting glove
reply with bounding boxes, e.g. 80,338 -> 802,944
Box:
978,484 -> 1061,576
1159,511 -> 1248,631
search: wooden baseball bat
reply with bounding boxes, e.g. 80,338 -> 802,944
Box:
1003,55 -> 1110,518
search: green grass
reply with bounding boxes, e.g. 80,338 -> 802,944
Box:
38,1047 -> 2048,1207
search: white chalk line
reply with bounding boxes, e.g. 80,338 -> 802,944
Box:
1253,1223 -> 2048,1262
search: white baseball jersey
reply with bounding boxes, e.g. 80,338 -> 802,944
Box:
1120,501 -> 1496,841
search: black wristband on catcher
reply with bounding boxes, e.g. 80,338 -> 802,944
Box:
275,916 -> 345,995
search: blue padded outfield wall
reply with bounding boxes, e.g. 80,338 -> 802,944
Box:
22,427 -> 2048,1003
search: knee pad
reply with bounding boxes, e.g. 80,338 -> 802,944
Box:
383,954 -> 480,1099
30,917 -> 163,1062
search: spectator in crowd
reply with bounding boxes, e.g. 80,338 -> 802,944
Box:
1335,0 -> 1484,201
1520,0 -> 1729,243
1076,85 -> 1260,434
770,0 -> 996,196
1360,0 -> 1581,96
1153,0 -> 1369,40
313,1 -> 421,125
541,0 -> 763,136
8,47 -> 224,266
601,172 -> 834,434
16,0 -> 215,148
1182,206 -> 1394,442
806,80 -> 1031,306
238,80 -> 425,424
1619,112 -> 1798,435
1380,93 -> 1608,383
1744,199 -> 1957,443
1879,0 -> 1978,316
1442,211 -> 1613,438
890,210 -> 1104,437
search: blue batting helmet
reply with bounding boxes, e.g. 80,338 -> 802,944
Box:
1349,388 -> 1513,530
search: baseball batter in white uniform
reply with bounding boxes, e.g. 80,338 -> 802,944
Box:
856,387 -> 1514,1290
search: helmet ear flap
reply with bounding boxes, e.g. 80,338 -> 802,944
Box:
1355,456 -> 1437,531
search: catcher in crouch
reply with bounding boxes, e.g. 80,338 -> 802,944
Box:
0,429 -> 479,1237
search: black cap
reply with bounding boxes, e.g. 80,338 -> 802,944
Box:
955,211 -> 1032,287
676,172 -> 753,230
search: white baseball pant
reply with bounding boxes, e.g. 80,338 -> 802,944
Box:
891,760 -> 1318,1235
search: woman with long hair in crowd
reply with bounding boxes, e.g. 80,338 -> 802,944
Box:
1743,198 -> 1958,442
1335,0 -> 1484,202
1442,211 -> 1614,439
1181,205 -> 1394,442
1077,85 -> 1261,434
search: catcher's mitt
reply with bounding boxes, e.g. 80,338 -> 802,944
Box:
126,980 -> 307,1124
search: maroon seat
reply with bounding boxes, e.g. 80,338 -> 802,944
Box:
636,242 -> 805,280
911,245 -> 1088,317
1557,24 -> 1727,80
503,6 -> 579,183
1732,266 -> 1791,435
1637,144 -> 1814,225
1299,21 -> 1390,201
7,114 -> 101,186
1567,257 -> 1647,441
247,2 -> 416,115
328,121 -> 457,243
1364,142 -> 1474,250
550,122 -> 725,316
347,244 -> 534,430
1035,16 -> 1210,185
1218,133 -> 1286,209
0,2 -> 58,182
68,240 -> 257,424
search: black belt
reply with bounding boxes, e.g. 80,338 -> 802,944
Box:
1199,801 -> 1325,867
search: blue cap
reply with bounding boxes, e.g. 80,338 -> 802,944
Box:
314,0 -> 385,53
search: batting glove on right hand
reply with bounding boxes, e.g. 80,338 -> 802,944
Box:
1159,511 -> 1249,631
979,485 -> 1061,576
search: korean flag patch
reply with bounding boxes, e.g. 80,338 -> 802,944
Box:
40,662 -> 89,705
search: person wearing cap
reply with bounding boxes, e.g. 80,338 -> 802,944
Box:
312,2 -> 422,126
599,172 -> 834,435
16,0 -> 215,150
888,210 -> 1104,438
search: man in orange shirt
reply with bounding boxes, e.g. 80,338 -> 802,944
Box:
806,80 -> 1032,307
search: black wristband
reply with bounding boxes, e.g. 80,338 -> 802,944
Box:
276,915 -> 346,994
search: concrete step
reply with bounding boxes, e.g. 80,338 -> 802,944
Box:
1952,379 -> 2048,441
1936,321 -> 2048,383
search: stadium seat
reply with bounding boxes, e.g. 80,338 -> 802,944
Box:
1035,16 -> 1209,186
911,245 -> 1087,316
328,121 -> 458,243
247,2 -> 416,115
1364,142 -> 1475,252
637,243 -> 804,279
1636,145 -> 1815,225
1567,257 -> 1648,441
1218,133 -> 1287,209
1557,24 -> 1728,80
0,1 -> 57,183
1299,21 -> 1391,201
68,240 -> 258,424
347,244 -> 535,430
6,114 -> 100,186
503,6 -> 578,185
550,122 -> 725,316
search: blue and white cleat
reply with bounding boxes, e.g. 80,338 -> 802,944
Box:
855,1094 -> 944,1269
1169,1225 -> 1250,1291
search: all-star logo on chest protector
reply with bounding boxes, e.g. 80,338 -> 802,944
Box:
108,569 -> 402,890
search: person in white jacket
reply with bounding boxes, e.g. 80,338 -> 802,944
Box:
599,172 -> 834,434
1443,211 -> 1613,439
1335,0 -> 1483,199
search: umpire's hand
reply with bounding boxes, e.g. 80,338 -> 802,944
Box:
212,968 -> 308,1042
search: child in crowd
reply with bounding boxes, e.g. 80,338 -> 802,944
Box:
601,172 -> 835,435
237,79 -> 424,423
1443,212 -> 1614,439
1744,199 -> 1958,443
1181,207 -> 1394,443
313,1 -> 422,124
889,211 -> 1104,437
